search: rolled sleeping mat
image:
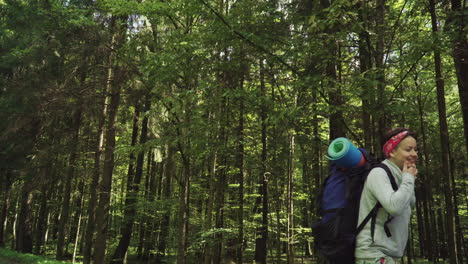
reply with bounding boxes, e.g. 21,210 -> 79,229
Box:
326,137 -> 365,168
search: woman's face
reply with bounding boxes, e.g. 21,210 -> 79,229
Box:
389,136 -> 418,169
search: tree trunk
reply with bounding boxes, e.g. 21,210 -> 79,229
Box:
255,59 -> 268,264
449,153 -> 465,262
406,222 -> 413,264
156,145 -> 175,262
0,170 -> 13,247
110,104 -> 140,263
358,1 -> 374,150
213,76 -> 229,263
34,177 -> 50,254
416,85 -> 435,261
176,104 -> 192,264
143,151 -> 159,261
203,144 -> 217,264
236,76 -> 245,264
57,108 -> 82,259
287,134 -> 295,264
93,16 -> 127,264
176,163 -> 190,264
437,208 -> 447,259
319,0 -> 345,141
137,154 -> 152,260
374,0 -> 388,151
449,0 -> 468,154
83,71 -> 108,264
429,0 -> 458,262
15,181 -> 33,253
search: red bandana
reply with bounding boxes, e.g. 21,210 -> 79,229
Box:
383,130 -> 409,158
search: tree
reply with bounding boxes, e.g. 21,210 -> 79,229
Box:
93,14 -> 128,264
428,0 -> 458,262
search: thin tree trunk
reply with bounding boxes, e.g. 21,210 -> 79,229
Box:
72,210 -> 82,264
429,0 -> 459,262
176,163 -> 190,264
83,75 -> 108,264
437,208 -> 447,259
416,84 -> 435,261
236,75 -> 245,264
34,177 -> 50,254
375,0 -> 389,150
213,158 -> 226,264
143,151 -> 158,261
176,104 -> 192,264
110,104 -> 140,263
255,59 -> 268,264
406,222 -> 413,264
156,145 -> 175,262
137,153 -> 152,260
358,0 -> 374,150
287,134 -> 295,264
449,0 -> 468,154
15,181 -> 33,253
72,179 -> 86,264
57,108 -> 82,259
213,76 -> 229,263
319,0 -> 345,141
449,153 -> 465,262
203,145 -> 217,264
0,170 -> 13,247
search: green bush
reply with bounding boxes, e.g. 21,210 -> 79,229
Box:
0,248 -> 79,264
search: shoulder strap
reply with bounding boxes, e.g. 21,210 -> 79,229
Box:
355,163 -> 398,236
374,163 -> 398,191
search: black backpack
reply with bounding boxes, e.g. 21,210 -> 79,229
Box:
312,149 -> 398,264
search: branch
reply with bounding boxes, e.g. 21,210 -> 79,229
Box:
384,0 -> 411,66
390,51 -> 428,100
197,0 -> 300,75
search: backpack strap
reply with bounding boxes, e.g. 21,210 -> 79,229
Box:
356,163 -> 398,238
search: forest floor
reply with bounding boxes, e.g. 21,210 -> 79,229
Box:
0,248 -> 448,264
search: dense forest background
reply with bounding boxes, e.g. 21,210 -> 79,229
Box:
0,0 -> 467,263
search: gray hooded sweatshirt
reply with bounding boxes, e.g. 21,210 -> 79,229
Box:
355,159 -> 416,259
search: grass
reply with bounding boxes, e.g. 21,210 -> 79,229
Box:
0,248 -> 80,264
0,248 -> 450,264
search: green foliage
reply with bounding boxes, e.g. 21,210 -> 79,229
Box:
0,248 -> 79,264
1,0 -> 466,263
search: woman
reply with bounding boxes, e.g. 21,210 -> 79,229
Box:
355,128 -> 418,264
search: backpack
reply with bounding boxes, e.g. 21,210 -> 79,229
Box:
312,148 -> 398,264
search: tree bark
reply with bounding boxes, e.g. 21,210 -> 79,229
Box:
15,181 -> 33,253
0,170 -> 13,247
358,1 -> 375,150
176,162 -> 190,264
449,0 -> 468,154
416,82 -> 435,261
34,177 -> 50,254
287,134 -> 295,264
429,0 -> 458,262
57,108 -> 82,259
203,143 -> 217,264
110,104 -> 140,263
255,59 -> 268,264
236,75 -> 245,264
213,73 -> 229,264
83,66 -> 108,264
156,145 -> 175,262
93,15 -> 127,264
375,0 -> 388,151
176,102 -> 192,264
